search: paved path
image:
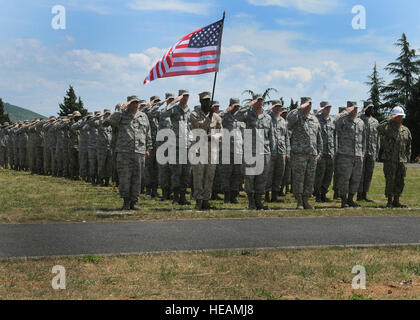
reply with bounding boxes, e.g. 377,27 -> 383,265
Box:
1,216 -> 419,258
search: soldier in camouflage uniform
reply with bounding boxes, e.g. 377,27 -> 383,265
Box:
210,100 -> 223,201
266,101 -> 290,203
143,96 -> 161,198
43,117 -> 58,176
287,97 -> 323,210
314,102 -> 335,202
334,101 -> 366,208
60,111 -> 82,180
16,121 -> 29,171
103,95 -> 152,210
234,94 -> 274,210
92,109 -> 112,186
26,120 -> 37,173
87,111 -> 101,185
220,98 -> 245,204
111,104 -> 123,186
190,92 -> 223,210
332,107 -> 346,199
161,90 -> 192,205
72,112 -> 92,182
357,101 -> 380,202
42,116 -> 56,175
34,119 -> 45,174
0,123 -> 9,168
157,93 -> 174,201
377,107 -> 412,208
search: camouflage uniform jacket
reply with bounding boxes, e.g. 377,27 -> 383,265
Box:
316,113 -> 335,158
359,114 -> 380,159
161,102 -> 191,149
287,108 -> 323,156
89,118 -> 112,151
71,120 -> 89,152
270,113 -> 290,156
334,111 -> 366,157
103,109 -> 152,155
222,112 -> 245,155
377,119 -> 411,163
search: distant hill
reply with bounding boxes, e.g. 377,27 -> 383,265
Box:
4,102 -> 46,123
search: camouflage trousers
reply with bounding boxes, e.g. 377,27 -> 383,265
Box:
68,147 -> 79,179
35,146 -> 43,174
383,161 -> 406,197
56,148 -> 66,176
7,147 -> 14,168
244,154 -> 270,194
62,146 -> 69,177
111,150 -> 118,184
144,149 -> 158,188
266,154 -> 286,192
220,153 -> 243,192
0,146 -> 6,168
116,152 -> 145,202
28,145 -> 36,172
358,154 -> 375,193
212,162 -> 222,193
79,150 -> 89,178
169,149 -> 191,194
336,154 -> 363,196
97,148 -> 111,180
282,156 -> 291,189
314,154 -> 334,195
18,147 -> 27,170
88,148 -> 98,179
50,148 -> 57,176
290,153 -> 317,197
192,153 -> 216,201
43,146 -> 50,174
158,163 -> 171,190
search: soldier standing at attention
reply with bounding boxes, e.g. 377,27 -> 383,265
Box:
103,96 -> 152,210
267,101 -> 290,203
71,112 -> 92,182
92,109 -> 113,186
190,91 -> 223,210
332,107 -> 346,199
377,107 -> 412,208
234,94 -> 274,211
161,90 -> 192,205
357,101 -> 380,202
287,97 -> 323,210
87,111 -> 101,185
221,98 -> 245,204
314,101 -> 335,203
334,101 -> 366,208
111,104 -> 122,187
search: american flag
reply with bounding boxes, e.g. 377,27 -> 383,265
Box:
143,18 -> 224,84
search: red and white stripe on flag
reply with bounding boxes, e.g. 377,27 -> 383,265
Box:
143,19 -> 223,84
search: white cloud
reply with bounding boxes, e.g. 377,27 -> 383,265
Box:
247,0 -> 340,14
276,18 -> 307,27
266,67 -> 312,82
128,0 -> 212,15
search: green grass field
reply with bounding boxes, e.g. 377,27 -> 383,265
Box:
0,167 -> 419,223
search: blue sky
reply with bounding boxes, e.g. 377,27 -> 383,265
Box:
1,0 -> 420,116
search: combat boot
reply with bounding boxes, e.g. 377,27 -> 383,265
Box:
386,196 -> 393,208
357,192 -> 363,201
122,198 -> 130,210
333,190 -> 339,200
151,187 -> 159,198
202,200 -> 216,210
315,191 -> 323,203
99,178 -> 105,187
393,196 -> 408,208
271,192 -> 279,203
302,196 -> 313,210
285,185 -> 290,194
172,191 -> 180,204
362,192 -> 374,203
145,187 -> 152,197
91,176 -> 97,186
265,191 -> 270,203
224,191 -> 230,204
347,194 -> 361,208
321,193 -> 332,203
195,200 -> 202,211
255,194 -> 269,210
279,187 -> 286,197
160,188 -> 168,201
247,193 -> 256,210
104,177 -> 110,187
295,195 -> 304,210
130,201 -> 139,210
341,195 -> 349,208
230,191 -> 239,204
211,191 -> 222,201
179,193 -> 191,205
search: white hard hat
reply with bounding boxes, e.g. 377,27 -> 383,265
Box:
391,106 -> 406,118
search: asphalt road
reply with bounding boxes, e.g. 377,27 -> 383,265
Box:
1,216 -> 419,258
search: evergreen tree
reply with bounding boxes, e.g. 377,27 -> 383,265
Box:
406,79 -> 420,159
58,85 -> 87,117
365,63 -> 386,121
0,98 -> 12,124
288,98 -> 298,111
242,88 -> 278,106
383,33 -> 420,110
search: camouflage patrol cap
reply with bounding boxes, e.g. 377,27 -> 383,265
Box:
72,111 -> 81,117
347,101 -> 358,108
103,109 -> 111,114
24,120 -> 29,124
94,111 -> 101,116
150,96 -> 160,102
338,107 -> 346,113
178,89 -> 189,96
301,97 -> 312,105
320,101 -> 332,109
67,114 -> 73,118
115,104 -> 122,112
86,112 -> 94,118
229,98 -> 241,107
3,122 -> 9,126
253,93 -> 263,100
199,91 -> 211,100
49,116 -> 56,120
138,100 -> 147,106
127,95 -> 140,103
61,116 -> 68,120
212,101 -> 220,107
165,93 -> 174,99
364,101 -> 374,109
18,121 -> 23,124
272,100 -> 283,107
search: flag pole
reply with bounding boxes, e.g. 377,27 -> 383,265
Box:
210,11 -> 225,108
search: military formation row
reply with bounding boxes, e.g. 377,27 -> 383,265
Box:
0,90 -> 412,210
